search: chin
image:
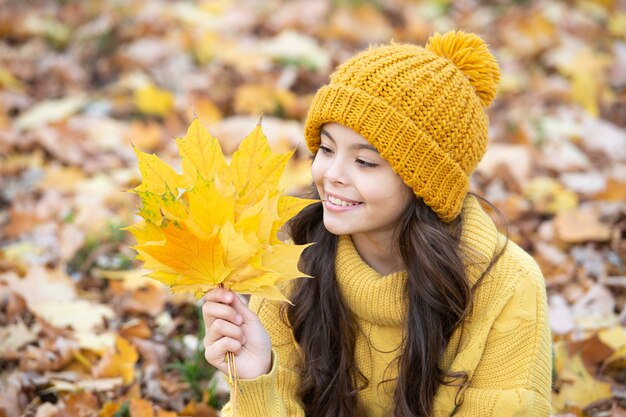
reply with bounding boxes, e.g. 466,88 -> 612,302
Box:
322,220 -> 348,236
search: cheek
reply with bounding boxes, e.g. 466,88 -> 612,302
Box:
373,177 -> 409,200
310,156 -> 325,185
371,178 -> 413,212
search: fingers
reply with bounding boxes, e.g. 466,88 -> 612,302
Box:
204,287 -> 256,323
204,286 -> 236,304
204,336 -> 244,367
202,299 -> 242,329
202,288 -> 247,370
228,291 -> 258,322
204,318 -> 246,345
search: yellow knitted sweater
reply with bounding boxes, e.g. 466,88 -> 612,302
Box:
221,196 -> 552,416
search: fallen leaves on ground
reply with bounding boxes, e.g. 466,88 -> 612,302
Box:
0,0 -> 625,416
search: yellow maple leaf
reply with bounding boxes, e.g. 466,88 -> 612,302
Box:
127,119 -> 317,302
133,148 -> 182,195
231,124 -> 293,207
176,119 -> 229,188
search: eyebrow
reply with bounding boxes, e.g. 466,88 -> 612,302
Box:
321,129 -> 379,153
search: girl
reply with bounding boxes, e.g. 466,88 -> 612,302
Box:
203,31 -> 552,417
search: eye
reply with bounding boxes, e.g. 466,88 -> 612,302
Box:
356,158 -> 378,168
318,145 -> 333,155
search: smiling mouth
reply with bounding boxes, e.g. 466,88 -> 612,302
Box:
327,195 -> 362,207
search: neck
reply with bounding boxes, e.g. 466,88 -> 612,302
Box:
350,233 -> 404,275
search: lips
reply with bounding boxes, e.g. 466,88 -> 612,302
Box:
325,193 -> 362,207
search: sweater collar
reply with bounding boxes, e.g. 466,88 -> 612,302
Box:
334,195 -> 501,326
335,234 -> 407,326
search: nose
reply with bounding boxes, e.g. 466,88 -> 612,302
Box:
324,156 -> 346,185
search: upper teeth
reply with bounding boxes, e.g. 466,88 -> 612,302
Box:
328,195 -> 359,206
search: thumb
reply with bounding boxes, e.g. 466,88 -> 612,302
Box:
228,291 -> 258,322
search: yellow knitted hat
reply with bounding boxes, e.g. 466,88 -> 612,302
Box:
304,31 -> 500,222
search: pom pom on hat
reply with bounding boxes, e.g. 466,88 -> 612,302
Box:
426,31 -> 500,107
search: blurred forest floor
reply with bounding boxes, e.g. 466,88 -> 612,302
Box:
1,0 -> 626,416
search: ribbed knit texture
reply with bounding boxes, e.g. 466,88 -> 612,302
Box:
304,31 -> 500,221
220,196 -> 552,417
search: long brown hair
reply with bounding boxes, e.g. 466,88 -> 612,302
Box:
283,188 -> 505,417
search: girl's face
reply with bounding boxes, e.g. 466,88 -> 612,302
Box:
311,123 -> 413,248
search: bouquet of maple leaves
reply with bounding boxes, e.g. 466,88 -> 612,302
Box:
126,119 -> 316,401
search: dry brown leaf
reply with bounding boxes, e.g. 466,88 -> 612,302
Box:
186,96 -> 223,127
580,115 -> 626,162
539,140 -> 591,172
502,10 -> 557,57
45,377 -> 124,393
595,179 -> 626,201
572,285 -> 618,333
126,120 -> 164,152
94,268 -> 158,291
0,319 -> 37,359
31,124 -> 94,166
118,284 -> 167,316
554,209 -> 612,244
0,288 -> 27,322
14,96 -> 86,131
560,172 -> 606,196
119,319 -> 153,340
179,398 -> 219,417
325,4 -> 392,44
155,407 -> 177,417
234,84 -> 296,117
259,31 -> 330,72
0,267 -> 76,306
34,402 -> 59,417
577,333 -> 614,371
20,337 -> 78,372
3,205 -> 42,239
56,391 -> 99,417
0,370 -> 25,417
31,299 -> 115,333
131,338 -> 167,369
549,294 -> 575,336
130,398 -> 155,417
74,332 -> 116,354
476,144 -> 532,188
36,166 -> 86,193
191,403 -> 220,417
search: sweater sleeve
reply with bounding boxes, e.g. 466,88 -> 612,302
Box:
450,266 -> 553,417
219,295 -> 304,417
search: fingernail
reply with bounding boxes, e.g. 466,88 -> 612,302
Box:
235,314 -> 242,324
